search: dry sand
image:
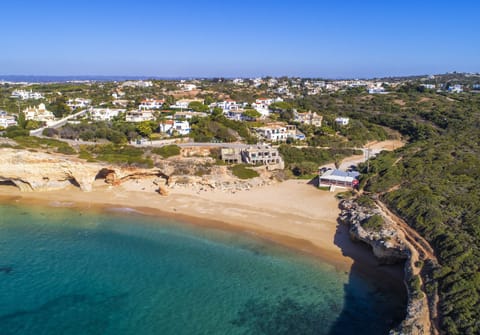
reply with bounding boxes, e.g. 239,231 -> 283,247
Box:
0,178 -> 404,285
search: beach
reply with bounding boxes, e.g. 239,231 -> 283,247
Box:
0,177 -> 404,283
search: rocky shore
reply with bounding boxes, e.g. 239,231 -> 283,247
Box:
339,199 -> 438,335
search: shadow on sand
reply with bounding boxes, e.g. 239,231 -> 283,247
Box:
327,215 -> 408,335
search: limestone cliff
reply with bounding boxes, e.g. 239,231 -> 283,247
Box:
0,149 -> 167,192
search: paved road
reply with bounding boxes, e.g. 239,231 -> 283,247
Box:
29,109 -> 88,136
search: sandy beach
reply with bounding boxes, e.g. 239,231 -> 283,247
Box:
0,177 -> 404,286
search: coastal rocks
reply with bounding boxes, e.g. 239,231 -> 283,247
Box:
0,149 -> 168,193
157,185 -> 169,196
339,199 -> 435,335
339,200 -> 409,264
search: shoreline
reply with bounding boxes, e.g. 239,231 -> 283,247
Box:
0,179 -> 405,288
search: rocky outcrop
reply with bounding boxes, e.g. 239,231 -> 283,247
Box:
339,200 -> 409,264
339,199 -> 436,335
0,149 -> 167,192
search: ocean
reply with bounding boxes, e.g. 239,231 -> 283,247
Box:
0,203 -> 405,334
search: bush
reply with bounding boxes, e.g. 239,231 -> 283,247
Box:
231,164 -> 259,179
152,145 -> 181,158
362,214 -> 384,232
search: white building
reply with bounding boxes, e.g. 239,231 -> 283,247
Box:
90,108 -> 124,121
67,98 -> 91,110
11,90 -> 44,100
159,120 -> 190,136
0,111 -> 17,128
126,109 -> 155,122
368,87 -> 386,94
170,99 -> 204,110
23,103 -> 55,123
121,80 -> 153,88
139,99 -> 164,110
448,85 -> 463,93
335,117 -> 350,126
255,123 -> 297,142
294,110 -> 323,127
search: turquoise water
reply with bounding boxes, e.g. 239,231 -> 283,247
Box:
0,204 -> 405,334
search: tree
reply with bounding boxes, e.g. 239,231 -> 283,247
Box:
243,109 -> 261,120
48,97 -> 71,118
188,101 -> 209,113
136,121 -> 153,138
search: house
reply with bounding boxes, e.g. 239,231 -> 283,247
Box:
448,85 -> 463,93
220,148 -> 242,164
0,111 -> 17,128
23,103 -> 55,123
67,98 -> 91,110
139,99 -> 164,110
241,145 -> 284,169
159,120 -> 190,136
473,84 -> 480,90
421,84 -> 436,90
294,110 -> 323,127
216,99 -> 240,111
220,145 -> 284,169
368,87 -> 386,94
254,123 -> 299,142
121,80 -> 153,88
170,98 -> 204,110
126,109 -> 155,122
90,108 -> 124,121
318,169 -> 359,189
11,90 -> 44,100
335,117 -> 350,126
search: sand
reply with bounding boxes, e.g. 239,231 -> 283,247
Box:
0,177 -> 405,285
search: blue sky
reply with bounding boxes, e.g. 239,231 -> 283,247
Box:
1,0 -> 478,78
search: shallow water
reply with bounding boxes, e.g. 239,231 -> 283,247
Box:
0,204 -> 405,334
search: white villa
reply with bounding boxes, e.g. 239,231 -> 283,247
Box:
159,120 -> 190,136
255,123 -> 298,142
335,117 -> 350,126
23,103 -> 55,123
11,90 -> 44,100
139,99 -> 164,110
0,111 -> 17,128
90,108 -> 124,121
67,98 -> 91,110
126,109 -> 155,122
294,110 -> 323,127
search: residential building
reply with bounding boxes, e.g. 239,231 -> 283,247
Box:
220,148 -> 242,164
11,90 -> 44,100
23,103 -> 55,123
448,85 -> 463,93
473,84 -> 480,90
318,169 -> 359,189
139,99 -> 164,110
241,145 -> 284,169
0,111 -> 17,128
170,99 -> 204,109
294,110 -> 323,127
335,117 -> 350,126
121,80 -> 153,88
254,123 -> 300,142
159,120 -> 190,136
220,145 -> 284,169
67,98 -> 91,110
368,87 -> 386,94
90,108 -> 124,121
126,109 -> 155,122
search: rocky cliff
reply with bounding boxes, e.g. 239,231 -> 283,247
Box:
339,199 -> 437,335
0,149 -> 167,192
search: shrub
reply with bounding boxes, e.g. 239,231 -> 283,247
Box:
362,214 -> 384,232
152,145 -> 181,158
231,164 -> 259,179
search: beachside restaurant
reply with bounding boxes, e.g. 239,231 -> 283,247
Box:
318,169 -> 360,189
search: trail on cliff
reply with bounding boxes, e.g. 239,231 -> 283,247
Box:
375,199 -> 440,335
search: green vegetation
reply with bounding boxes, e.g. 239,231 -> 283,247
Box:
6,134 -> 75,155
362,214 -> 384,232
230,164 -> 259,179
278,144 -> 361,176
152,145 -> 181,158
81,144 -> 153,167
358,91 -> 480,335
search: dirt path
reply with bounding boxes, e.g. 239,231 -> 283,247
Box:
375,199 -> 439,335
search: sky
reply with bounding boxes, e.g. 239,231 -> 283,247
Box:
1,0 -> 479,78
